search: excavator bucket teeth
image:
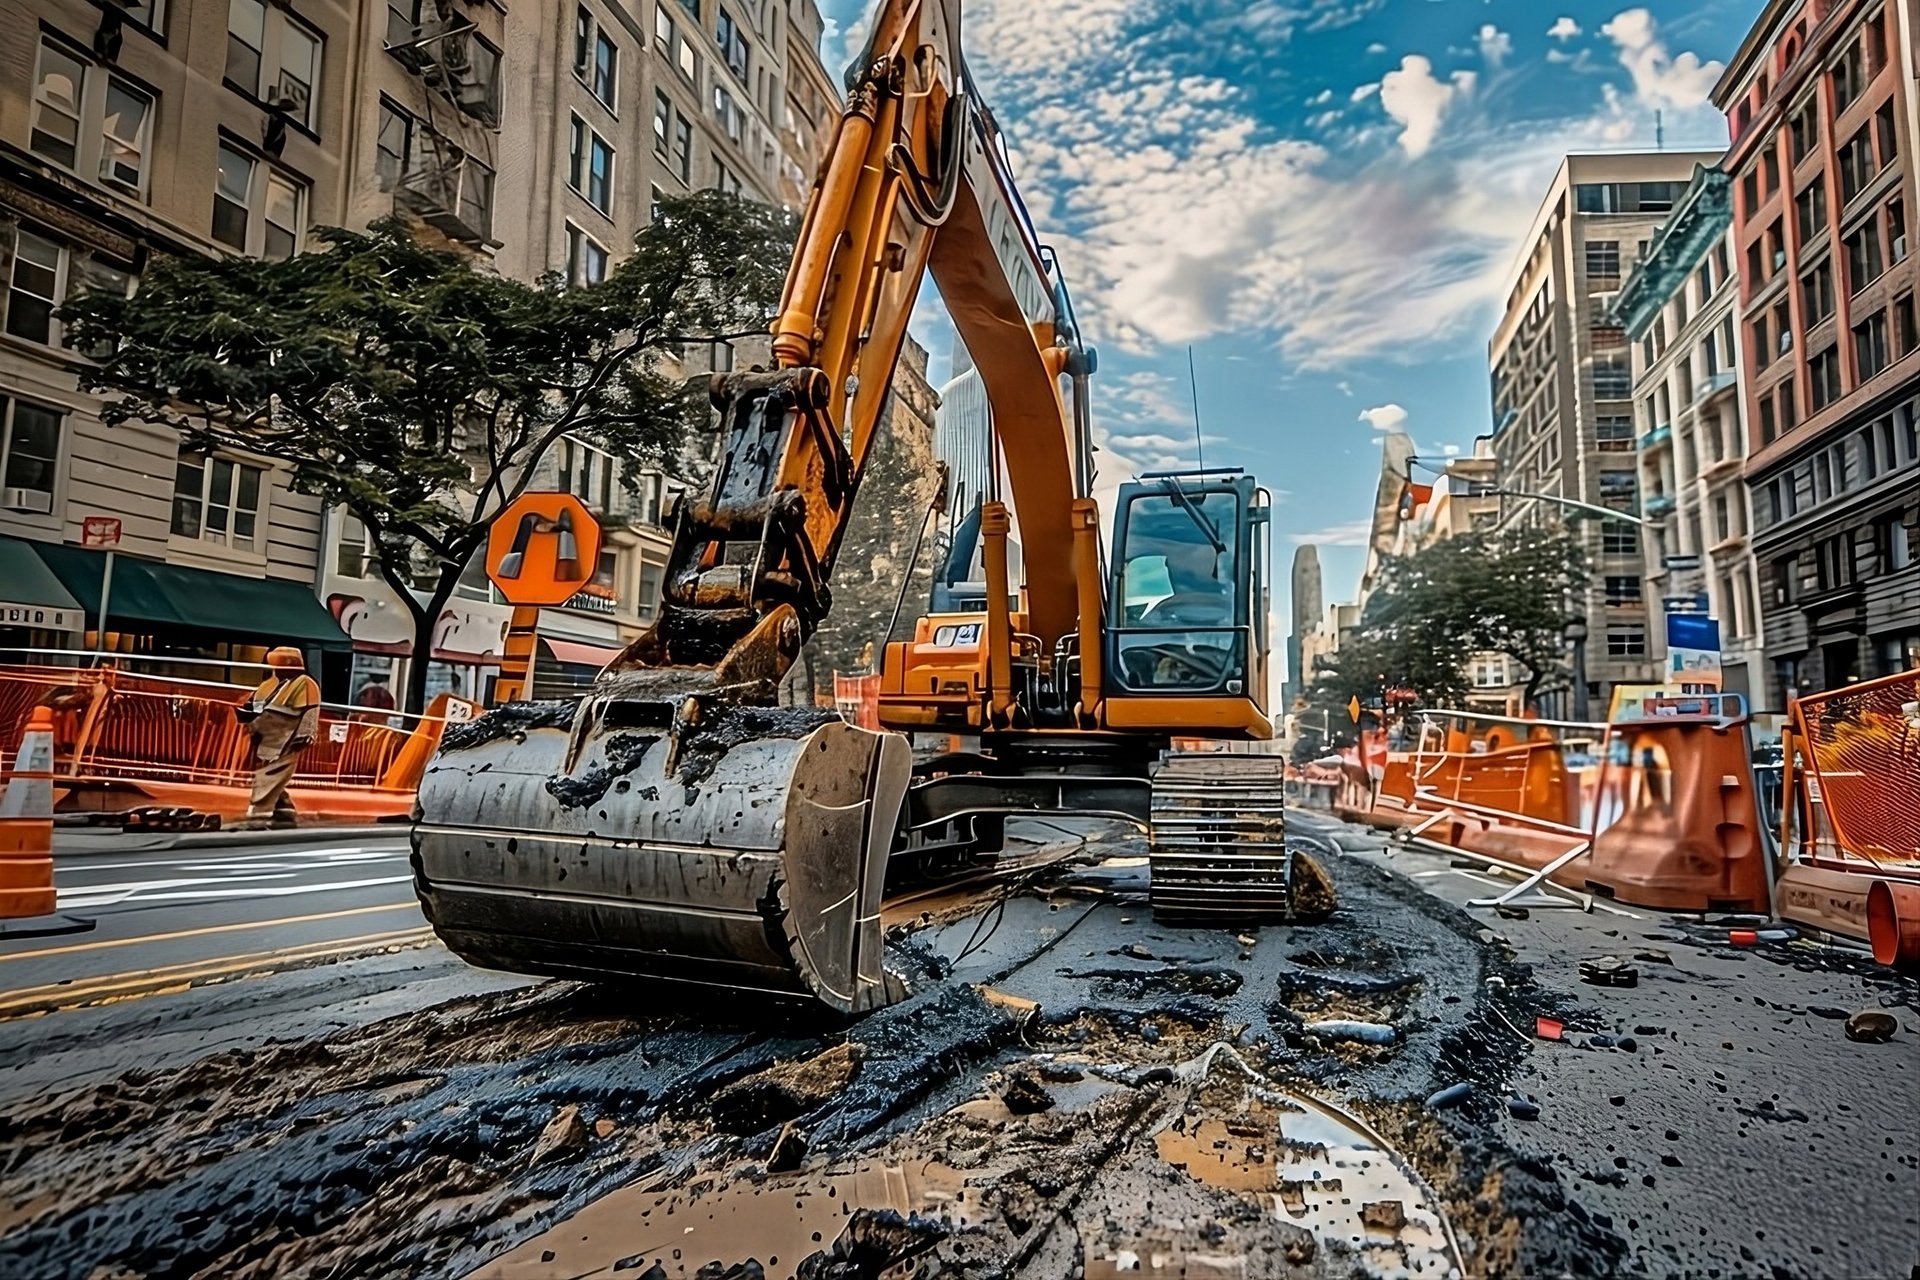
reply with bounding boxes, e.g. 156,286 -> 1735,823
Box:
412,703 -> 913,1018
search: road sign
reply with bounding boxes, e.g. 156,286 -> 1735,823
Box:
1666,613 -> 1722,692
1347,695 -> 1362,722
1662,553 -> 1702,572
1662,595 -> 1708,614
81,516 -> 122,548
484,492 -> 603,607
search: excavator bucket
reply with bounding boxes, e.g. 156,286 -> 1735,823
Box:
412,700 -> 913,1018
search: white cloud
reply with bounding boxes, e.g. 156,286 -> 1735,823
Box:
1358,403 -> 1409,433
1442,443 -> 1463,457
1289,518 -> 1375,547
1307,88 -> 1335,106
1476,24 -> 1513,67
1600,7 -> 1724,110
1547,16 -> 1582,41
1337,380 -> 1354,396
1377,55 -> 1477,158
1366,41 -> 1388,55
1351,82 -> 1380,103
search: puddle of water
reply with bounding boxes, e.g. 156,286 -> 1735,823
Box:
1145,1096 -> 1458,1280
468,1159 -> 975,1279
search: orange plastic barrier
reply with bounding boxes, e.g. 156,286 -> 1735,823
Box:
0,709 -> 57,920
0,663 -> 478,823
1784,669 -> 1920,870
833,673 -> 881,730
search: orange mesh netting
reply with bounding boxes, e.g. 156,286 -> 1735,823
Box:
1793,670 -> 1920,867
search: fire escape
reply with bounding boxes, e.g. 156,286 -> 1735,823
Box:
384,1 -> 501,247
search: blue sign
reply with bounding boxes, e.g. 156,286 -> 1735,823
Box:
1666,613 -> 1721,651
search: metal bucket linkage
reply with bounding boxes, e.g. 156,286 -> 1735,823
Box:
1149,753 -> 1299,923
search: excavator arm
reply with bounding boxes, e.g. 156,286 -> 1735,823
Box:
613,0 -> 1091,708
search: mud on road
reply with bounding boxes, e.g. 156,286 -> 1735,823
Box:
0,828 -> 1908,1279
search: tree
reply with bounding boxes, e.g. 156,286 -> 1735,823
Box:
1302,524 -> 1588,720
64,193 -> 795,712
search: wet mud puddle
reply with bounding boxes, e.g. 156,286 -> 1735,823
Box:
1148,1094 -> 1456,1279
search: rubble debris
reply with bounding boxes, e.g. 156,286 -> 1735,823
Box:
529,1104 -> 587,1166
1361,1199 -> 1407,1231
1579,957 -> 1639,988
709,1043 -> 864,1135
1495,904 -> 1531,921
1844,1011 -> 1897,1043
1426,1082 -> 1473,1110
1120,943 -> 1156,961
1535,1017 -> 1565,1041
794,1209 -> 948,1279
766,1123 -> 809,1173
1304,1018 -> 1398,1046
1001,1072 -> 1055,1115
1507,1094 -> 1541,1121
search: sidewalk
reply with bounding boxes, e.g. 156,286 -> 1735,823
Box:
53,824 -> 405,856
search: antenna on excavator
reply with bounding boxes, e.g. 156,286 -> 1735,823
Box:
1187,345 -> 1206,472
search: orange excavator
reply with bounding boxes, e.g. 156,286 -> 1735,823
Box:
412,0 -> 1307,1016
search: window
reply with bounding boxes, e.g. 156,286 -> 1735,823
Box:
716,8 -> 749,82
99,80 -> 154,194
1773,301 -> 1792,356
171,455 -> 265,551
376,99 -> 412,188
5,229 -> 64,346
574,6 -> 593,74
1741,166 -> 1759,217
226,0 -> 323,129
1759,392 -> 1777,445
673,113 -> 693,182
34,40 -> 152,190
1796,180 -> 1827,242
1596,415 -> 1633,452
1599,471 -> 1638,510
1789,98 -> 1818,162
1762,150 -> 1780,198
1607,628 -> 1647,658
1778,381 -> 1798,435
655,8 -> 674,49
592,29 -> 619,108
1897,294 -> 1917,355
1592,358 -> 1632,399
1840,127 -> 1876,202
1752,313 -> 1771,371
227,0 -> 266,95
1602,526 -> 1639,555
1809,344 -> 1843,409
638,561 -> 664,619
1885,515 -> 1916,572
1470,656 -> 1507,688
557,437 -> 617,511
677,35 -> 698,81
1876,101 -> 1899,167
1584,240 -> 1620,279
713,84 -> 742,141
456,159 -> 494,241
566,224 -> 608,286
569,115 -> 614,214
715,161 -> 740,197
212,143 -> 307,258
1888,198 -> 1907,262
1802,259 -> 1835,323
1605,575 -> 1643,604
1855,310 -> 1890,379
1712,492 -> 1733,542
1589,325 -> 1625,351
653,90 -> 672,155
1846,223 -> 1884,292
1833,35 -> 1865,110
0,398 -> 62,509
386,0 -> 420,48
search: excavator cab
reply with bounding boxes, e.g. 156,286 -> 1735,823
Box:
1103,471 -> 1270,738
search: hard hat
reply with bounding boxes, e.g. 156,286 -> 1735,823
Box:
266,646 -> 306,669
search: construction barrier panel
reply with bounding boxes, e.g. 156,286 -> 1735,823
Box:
0,660 -> 481,824
1774,669 -> 1920,955
833,673 -> 881,730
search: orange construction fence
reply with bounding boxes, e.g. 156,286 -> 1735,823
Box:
0,662 -> 479,822
1,709 -> 57,921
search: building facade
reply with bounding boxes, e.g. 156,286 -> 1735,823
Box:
1713,0 -> 1920,705
1282,544 -> 1321,716
1613,164 -> 1770,704
1,0 -> 360,665
1488,151 -> 1723,713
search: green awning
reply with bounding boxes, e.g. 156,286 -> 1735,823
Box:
0,537 -> 85,632
30,541 -> 348,648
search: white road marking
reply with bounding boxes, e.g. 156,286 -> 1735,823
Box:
57,874 -> 415,910
56,844 -> 409,873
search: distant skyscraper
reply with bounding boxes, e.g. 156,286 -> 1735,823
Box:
1286,545 -> 1323,711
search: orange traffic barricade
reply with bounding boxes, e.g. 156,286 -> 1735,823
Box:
0,708 -> 90,938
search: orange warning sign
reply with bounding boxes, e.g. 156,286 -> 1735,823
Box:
485,492 -> 604,607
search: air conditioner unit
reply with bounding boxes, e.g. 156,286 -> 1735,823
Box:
2,487 -> 53,514
1895,234 -> 1908,259
270,73 -> 309,119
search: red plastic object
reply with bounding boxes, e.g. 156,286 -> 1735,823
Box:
1728,929 -> 1759,946
1535,1017 -> 1565,1040
1866,879 -> 1920,969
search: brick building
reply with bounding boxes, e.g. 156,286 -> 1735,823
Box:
1713,0 -> 1920,702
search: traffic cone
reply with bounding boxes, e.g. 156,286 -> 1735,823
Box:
1,709 -> 92,938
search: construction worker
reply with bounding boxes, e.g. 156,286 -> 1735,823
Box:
234,647 -> 320,828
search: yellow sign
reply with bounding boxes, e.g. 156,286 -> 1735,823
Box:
1347,696 -> 1362,722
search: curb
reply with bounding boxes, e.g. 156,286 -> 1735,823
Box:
53,824 -> 408,855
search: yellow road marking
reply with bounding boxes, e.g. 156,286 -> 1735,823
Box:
0,901 -> 422,965
0,927 -> 434,1019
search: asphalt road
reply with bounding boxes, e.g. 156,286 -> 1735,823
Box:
0,832 -> 429,1017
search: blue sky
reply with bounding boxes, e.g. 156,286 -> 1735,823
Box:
817,0 -> 1756,676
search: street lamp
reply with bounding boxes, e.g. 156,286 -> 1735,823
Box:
1564,616 -> 1591,722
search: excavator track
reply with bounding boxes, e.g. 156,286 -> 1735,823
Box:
1149,753 -> 1327,924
